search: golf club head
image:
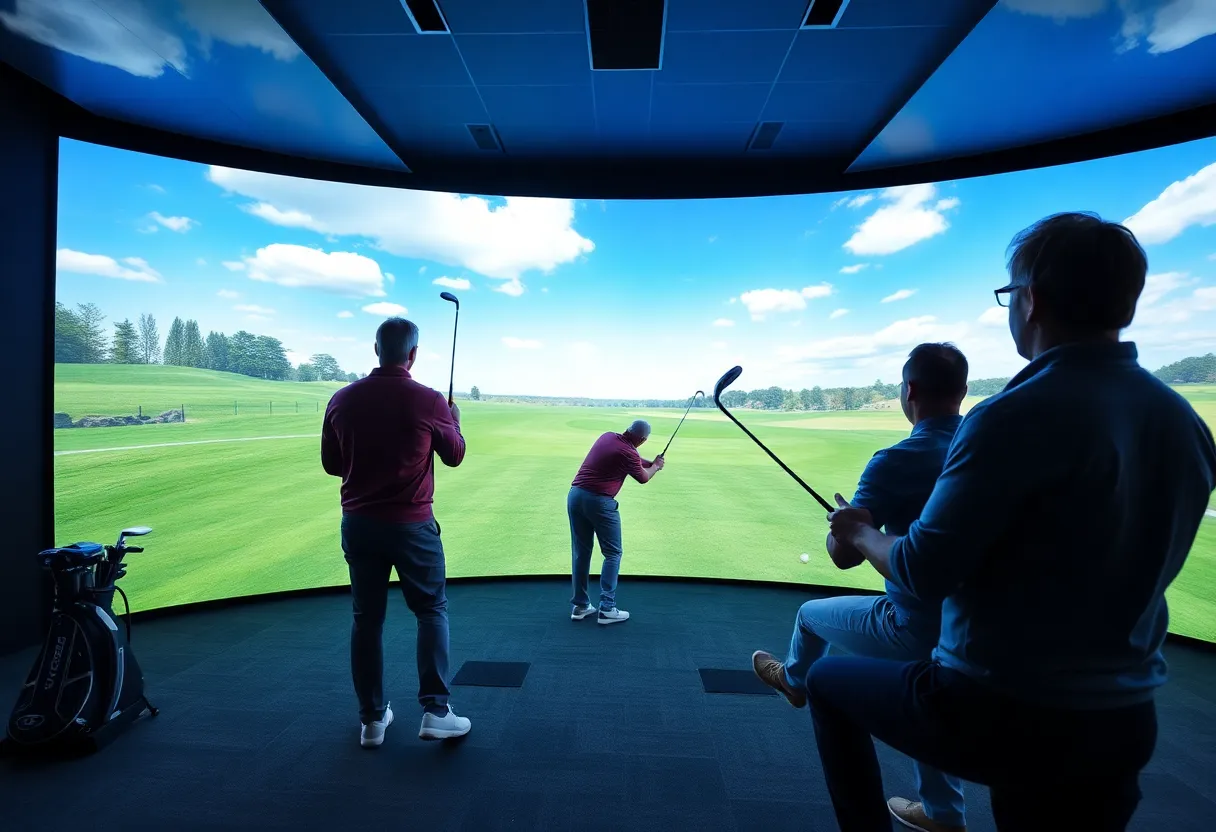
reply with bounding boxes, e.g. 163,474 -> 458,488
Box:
713,367 -> 743,403
440,291 -> 460,309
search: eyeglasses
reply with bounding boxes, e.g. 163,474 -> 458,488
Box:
993,283 -> 1021,308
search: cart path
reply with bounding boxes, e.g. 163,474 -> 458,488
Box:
54,434 -> 318,456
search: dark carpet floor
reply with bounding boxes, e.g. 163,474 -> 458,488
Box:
2,579 -> 1215,831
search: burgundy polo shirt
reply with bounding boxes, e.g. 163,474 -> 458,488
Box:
571,432 -> 646,499
321,366 -> 465,523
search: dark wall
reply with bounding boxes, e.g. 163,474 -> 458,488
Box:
0,74 -> 56,654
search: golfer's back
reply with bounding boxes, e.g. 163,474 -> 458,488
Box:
322,367 -> 464,523
919,342 -> 1216,709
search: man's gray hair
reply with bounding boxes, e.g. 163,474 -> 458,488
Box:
625,419 -> 651,439
376,317 -> 419,364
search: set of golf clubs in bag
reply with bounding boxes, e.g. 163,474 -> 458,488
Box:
3,294 -> 830,759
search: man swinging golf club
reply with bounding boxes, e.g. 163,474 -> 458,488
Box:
567,420 -> 665,624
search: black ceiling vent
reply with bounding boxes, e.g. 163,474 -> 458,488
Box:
748,122 -> 784,151
401,0 -> 449,33
802,0 -> 849,28
586,0 -> 666,71
466,124 -> 503,152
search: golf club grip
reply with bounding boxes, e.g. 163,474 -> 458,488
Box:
718,406 -> 835,513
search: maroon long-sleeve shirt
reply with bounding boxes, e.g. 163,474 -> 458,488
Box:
321,366 -> 465,523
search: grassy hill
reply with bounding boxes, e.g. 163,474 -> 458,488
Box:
50,365 -> 1216,641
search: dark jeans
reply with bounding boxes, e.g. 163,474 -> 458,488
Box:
567,486 -> 623,610
341,514 -> 451,723
806,657 -> 1158,832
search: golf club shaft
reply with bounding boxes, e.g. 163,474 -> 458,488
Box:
659,392 -> 702,457
717,403 -> 835,513
447,307 -> 459,406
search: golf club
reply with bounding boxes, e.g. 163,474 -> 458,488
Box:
713,366 -> 835,514
658,390 -> 705,458
440,291 -> 460,406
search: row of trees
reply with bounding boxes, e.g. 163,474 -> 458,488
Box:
474,376 -> 1014,412
55,303 -> 358,383
1155,354 -> 1216,384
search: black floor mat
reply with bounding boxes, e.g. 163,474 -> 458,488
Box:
698,668 -> 777,696
451,661 -> 531,688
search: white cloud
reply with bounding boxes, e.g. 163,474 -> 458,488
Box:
234,304 -> 275,316
196,258 -> 207,266
935,197 -> 961,211
494,277 -> 525,297
882,289 -> 917,303
503,337 -> 542,350
778,315 -> 969,362
242,244 -> 387,296
844,184 -> 958,256
712,341 -> 728,349
713,318 -> 735,327
56,249 -> 162,283
223,261 -> 246,271
207,166 -> 595,280
542,287 -> 550,293
337,311 -> 354,319
1130,276 -> 1216,327
148,212 -> 197,233
217,289 -> 241,300
0,0 -> 188,78
709,235 -> 719,243
362,302 -> 407,317
147,184 -> 166,194
978,306 -> 1008,326
433,276 -> 471,290
246,315 -> 270,323
830,308 -> 850,319
177,0 -> 302,61
739,284 -> 834,321
318,336 -> 357,343
385,272 -> 395,284
840,264 -> 869,274
1005,0 -> 1216,54
1210,252 -> 1216,260
847,194 -> 875,208
419,266 -> 428,274
1124,161 -> 1216,245
1140,271 -> 1194,306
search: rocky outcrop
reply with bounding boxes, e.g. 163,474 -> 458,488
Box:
55,410 -> 184,429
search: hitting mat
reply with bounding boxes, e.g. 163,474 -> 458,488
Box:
451,661 -> 531,688
698,668 -> 777,696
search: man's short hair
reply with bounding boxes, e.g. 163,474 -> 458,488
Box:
904,343 -> 968,399
1006,212 -> 1147,332
625,420 -> 651,439
376,318 -> 419,365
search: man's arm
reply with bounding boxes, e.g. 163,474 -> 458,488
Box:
836,407 -> 1020,602
320,403 -> 342,476
826,451 -> 895,570
629,453 -> 664,484
431,396 -> 466,468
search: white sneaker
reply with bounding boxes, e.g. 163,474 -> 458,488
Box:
571,604 -> 597,621
418,707 -> 471,741
360,706 -> 394,748
598,607 -> 630,625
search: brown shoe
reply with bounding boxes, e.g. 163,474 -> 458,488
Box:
888,798 -> 966,832
751,651 -> 806,708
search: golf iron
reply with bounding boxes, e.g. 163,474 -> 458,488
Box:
713,366 -> 835,514
440,291 -> 460,406
658,390 -> 705,458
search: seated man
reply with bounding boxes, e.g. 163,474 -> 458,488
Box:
752,342 -> 970,832
820,212 -> 1216,831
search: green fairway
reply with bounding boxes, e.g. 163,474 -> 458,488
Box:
53,365 -> 1216,641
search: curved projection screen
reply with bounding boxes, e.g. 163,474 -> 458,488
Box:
53,138 -> 1216,640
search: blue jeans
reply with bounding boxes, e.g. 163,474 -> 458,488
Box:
567,486 -> 622,610
341,514 -> 450,722
783,596 -> 965,828
807,657 -> 1157,832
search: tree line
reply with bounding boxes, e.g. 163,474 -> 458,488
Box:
1154,354 -> 1216,384
55,303 -> 359,383
473,376 -> 1015,411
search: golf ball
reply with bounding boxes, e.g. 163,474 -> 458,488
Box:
800,553 -> 810,564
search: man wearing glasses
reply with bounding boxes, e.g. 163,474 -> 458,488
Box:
812,212 -> 1216,830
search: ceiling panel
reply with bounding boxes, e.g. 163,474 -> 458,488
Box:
479,84 -> 597,128
851,0 -> 1216,172
455,33 -> 591,86
665,0 -> 811,32
659,30 -> 797,83
440,0 -> 586,34
649,83 -> 771,125
324,33 -> 470,86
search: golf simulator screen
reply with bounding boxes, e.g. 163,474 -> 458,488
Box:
53,137 -> 1216,642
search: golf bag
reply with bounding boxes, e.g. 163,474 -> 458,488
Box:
5,532 -> 157,756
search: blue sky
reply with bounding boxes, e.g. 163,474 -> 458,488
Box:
55,135 -> 1216,398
